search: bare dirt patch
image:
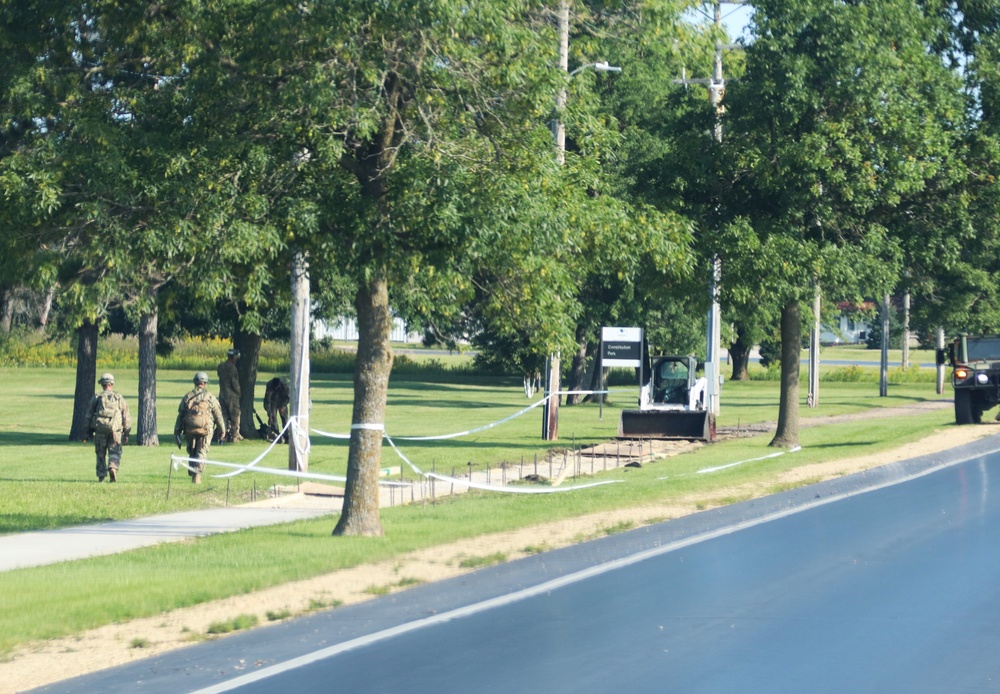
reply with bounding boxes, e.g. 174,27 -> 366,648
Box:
4,408 -> 997,693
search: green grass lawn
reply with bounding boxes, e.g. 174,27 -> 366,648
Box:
0,361 -> 963,653
0,365 -> 948,532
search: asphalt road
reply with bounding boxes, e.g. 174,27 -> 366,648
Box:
32,434 -> 1000,694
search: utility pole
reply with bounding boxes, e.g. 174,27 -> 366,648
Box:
677,1 -> 748,416
902,290 -> 911,368
542,0 -> 570,441
879,293 -> 890,398
542,1 -> 620,440
936,326 -> 945,395
289,250 -> 311,471
808,283 -> 821,407
704,2 -> 726,417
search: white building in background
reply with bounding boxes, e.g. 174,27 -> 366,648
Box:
314,317 -> 422,344
819,302 -> 874,344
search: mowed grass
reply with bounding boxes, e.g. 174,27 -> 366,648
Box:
0,366 -> 944,531
0,363 -> 960,653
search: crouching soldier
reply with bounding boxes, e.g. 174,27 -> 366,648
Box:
174,371 -> 226,484
88,373 -> 131,482
264,377 -> 290,442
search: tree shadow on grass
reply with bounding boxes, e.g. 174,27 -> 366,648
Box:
0,432 -> 74,445
385,398 -> 507,409
801,441 -> 876,449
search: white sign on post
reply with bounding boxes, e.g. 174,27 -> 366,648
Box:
601,327 -> 643,368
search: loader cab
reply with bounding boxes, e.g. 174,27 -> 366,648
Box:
652,356 -> 695,405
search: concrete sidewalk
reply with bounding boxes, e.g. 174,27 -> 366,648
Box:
0,507 -> 332,573
0,438 -> 668,575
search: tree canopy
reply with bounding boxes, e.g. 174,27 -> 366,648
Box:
3,0 -> 998,530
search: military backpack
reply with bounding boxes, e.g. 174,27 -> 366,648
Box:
91,391 -> 123,435
183,391 -> 213,436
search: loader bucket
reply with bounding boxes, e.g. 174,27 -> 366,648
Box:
618,409 -> 716,442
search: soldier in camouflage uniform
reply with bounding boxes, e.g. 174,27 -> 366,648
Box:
174,371 -> 226,484
88,373 -> 131,483
263,376 -> 290,442
217,348 -> 242,442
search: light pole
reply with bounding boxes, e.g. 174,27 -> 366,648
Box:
571,61 -> 623,77
675,0 -> 748,418
543,1 -> 622,441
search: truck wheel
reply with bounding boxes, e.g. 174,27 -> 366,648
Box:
955,390 -> 974,425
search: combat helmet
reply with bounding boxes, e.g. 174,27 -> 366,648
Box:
98,372 -> 115,385
194,371 -> 209,385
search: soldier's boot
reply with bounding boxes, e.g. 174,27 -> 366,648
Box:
193,473 -> 202,484
109,467 -> 117,483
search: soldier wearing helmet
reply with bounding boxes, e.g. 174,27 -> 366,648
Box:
217,348 -> 243,443
87,373 -> 131,482
173,371 -> 226,483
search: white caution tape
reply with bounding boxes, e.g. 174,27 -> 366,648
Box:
169,454 -> 412,487
311,389 -> 616,442
695,446 -> 801,475
171,387 -> 628,497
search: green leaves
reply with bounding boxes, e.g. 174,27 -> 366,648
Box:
726,0 -> 963,295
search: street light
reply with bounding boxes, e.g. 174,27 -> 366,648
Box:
570,61 -> 623,77
552,60 -> 622,168
543,1 -> 622,441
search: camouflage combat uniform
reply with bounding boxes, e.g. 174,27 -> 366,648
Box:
264,377 -> 290,441
174,383 -> 225,482
217,356 -> 242,442
88,378 -> 131,482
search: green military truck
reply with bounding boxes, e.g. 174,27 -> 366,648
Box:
938,334 -> 1000,424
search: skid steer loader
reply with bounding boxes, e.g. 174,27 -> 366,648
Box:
617,355 -> 716,441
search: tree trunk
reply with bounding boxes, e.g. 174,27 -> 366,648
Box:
543,351 -> 560,440
566,327 -> 589,405
333,272 -> 392,537
0,286 -> 12,334
70,321 -> 99,441
38,285 -> 56,328
770,301 -> 800,448
728,325 -> 753,381
235,329 -> 263,440
137,308 -> 159,445
586,358 -> 607,404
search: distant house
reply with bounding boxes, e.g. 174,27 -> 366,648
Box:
820,302 -> 875,344
314,316 -> 422,344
